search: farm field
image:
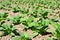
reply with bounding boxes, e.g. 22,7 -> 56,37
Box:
0,0 -> 60,40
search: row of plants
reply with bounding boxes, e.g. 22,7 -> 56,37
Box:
0,0 -> 60,40
0,0 -> 60,10
0,9 -> 60,40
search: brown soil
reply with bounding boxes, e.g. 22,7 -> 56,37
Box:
0,35 -> 12,40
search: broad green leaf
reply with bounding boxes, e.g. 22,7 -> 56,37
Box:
28,22 -> 39,27
27,22 -> 35,27
44,19 -> 49,26
27,16 -> 34,23
20,18 -> 26,22
0,27 -> 4,30
50,21 -> 60,29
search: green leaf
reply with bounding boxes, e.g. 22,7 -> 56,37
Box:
24,33 -> 29,38
46,37 -> 52,40
13,7 -> 20,13
20,18 -> 26,22
50,21 -> 60,29
27,22 -> 35,27
30,32 -> 38,38
12,37 -> 20,40
0,12 -> 8,21
0,12 -> 8,18
1,23 -> 15,35
10,32 -> 15,36
28,22 -> 39,27
0,27 -> 4,30
19,32 -> 29,40
27,16 -> 34,22
8,15 -> 20,24
44,19 -> 49,26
